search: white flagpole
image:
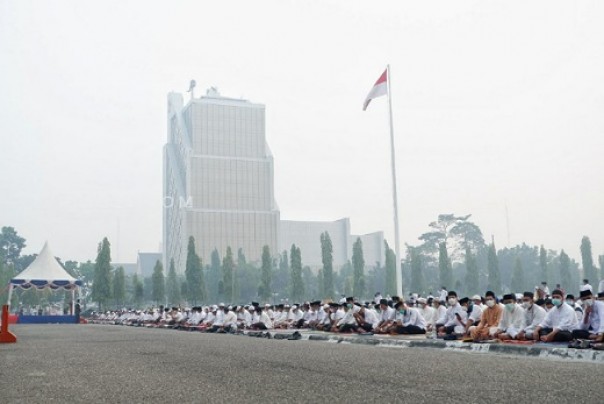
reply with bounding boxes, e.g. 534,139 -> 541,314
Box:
386,64 -> 403,297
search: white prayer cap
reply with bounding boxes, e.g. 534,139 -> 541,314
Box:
323,304 -> 330,309
212,305 -> 218,311
472,295 -> 482,301
284,304 -> 290,308
265,303 -> 270,307
291,305 -> 298,310
227,306 -> 233,310
339,298 -> 346,304
219,302 -> 225,307
352,305 -> 361,313
417,298 -> 427,304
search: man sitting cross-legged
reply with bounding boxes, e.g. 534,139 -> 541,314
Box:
494,294 -> 526,340
469,291 -> 502,342
533,289 -> 578,343
389,301 -> 427,335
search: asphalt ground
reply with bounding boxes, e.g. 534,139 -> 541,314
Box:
1,325 -> 603,403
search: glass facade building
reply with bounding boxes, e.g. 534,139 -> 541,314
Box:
163,89 -> 280,273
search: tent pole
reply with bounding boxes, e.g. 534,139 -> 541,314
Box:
7,285 -> 13,309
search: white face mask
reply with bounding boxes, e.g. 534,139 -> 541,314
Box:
522,302 -> 532,309
486,300 -> 496,308
448,298 -> 457,306
583,299 -> 594,307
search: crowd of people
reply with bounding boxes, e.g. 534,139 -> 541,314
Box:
89,279 -> 604,348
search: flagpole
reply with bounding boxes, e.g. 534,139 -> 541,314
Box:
386,64 -> 403,297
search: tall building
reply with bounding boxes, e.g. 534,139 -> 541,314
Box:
164,85 -> 384,275
163,88 -> 280,273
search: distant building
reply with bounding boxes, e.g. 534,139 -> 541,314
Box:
137,252 -> 163,279
163,86 -> 384,273
164,88 -> 279,273
111,263 -> 138,277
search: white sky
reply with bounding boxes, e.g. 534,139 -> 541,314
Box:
1,0 -> 603,265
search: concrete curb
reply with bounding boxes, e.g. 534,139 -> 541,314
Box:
300,333 -> 604,363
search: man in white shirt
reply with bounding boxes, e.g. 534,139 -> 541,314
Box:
572,289 -> 604,341
418,298 -> 437,332
354,304 -> 379,333
287,305 -> 304,328
250,306 -> 273,330
375,299 -> 395,334
598,279 -> 604,294
222,306 -> 238,333
438,287 -> 448,303
494,294 -> 526,340
438,291 -> 468,338
458,297 -> 482,336
517,292 -> 546,341
580,279 -> 593,293
391,301 -> 426,334
336,304 -> 359,333
534,289 -> 578,342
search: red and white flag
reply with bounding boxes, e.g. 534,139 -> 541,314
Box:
363,68 -> 388,111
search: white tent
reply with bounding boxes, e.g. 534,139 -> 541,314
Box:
7,242 -> 82,311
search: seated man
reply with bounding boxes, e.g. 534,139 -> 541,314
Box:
375,299 -> 396,334
458,297 -> 482,336
494,294 -> 525,340
250,306 -> 273,330
437,291 -> 467,338
533,289 -> 578,342
469,291 -> 502,341
390,301 -> 426,334
572,289 -> 604,341
418,298 -> 437,332
354,304 -> 379,334
517,292 -> 546,340
222,306 -> 238,333
315,304 -> 335,331
336,304 -> 360,333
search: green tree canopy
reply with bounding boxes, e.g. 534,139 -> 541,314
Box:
152,260 -> 165,304
320,231 -> 334,299
258,245 -> 272,301
222,246 -> 235,302
185,236 -> 206,304
92,237 -> 112,312
580,236 -> 596,283
352,238 -> 366,298
166,258 -> 181,306
511,257 -> 525,293
113,266 -> 125,308
290,244 -> 304,302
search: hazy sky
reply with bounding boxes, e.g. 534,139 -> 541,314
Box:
1,0 -> 603,266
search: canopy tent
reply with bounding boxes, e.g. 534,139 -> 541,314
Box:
7,242 -> 82,311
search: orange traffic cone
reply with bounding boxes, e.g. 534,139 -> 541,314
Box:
0,305 -> 17,343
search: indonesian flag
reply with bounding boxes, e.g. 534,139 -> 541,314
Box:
363,68 -> 388,111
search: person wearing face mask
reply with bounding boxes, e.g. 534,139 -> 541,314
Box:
437,291 -> 467,338
469,291 -> 503,342
494,294 -> 525,340
375,299 -> 396,334
458,297 -> 482,336
533,289 -> 578,342
390,301 -> 426,334
516,292 -> 546,341
565,294 -> 583,322
571,289 -> 604,341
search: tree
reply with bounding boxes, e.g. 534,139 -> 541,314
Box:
113,266 -> 126,308
0,226 -> 26,265
185,236 -> 206,304
600,255 -> 604,281
207,249 -> 221,302
580,236 -> 596,283
418,214 -> 485,262
487,241 -> 501,294
410,247 -> 425,294
384,241 -> 397,297
464,247 -> 479,295
511,257 -> 524,293
166,259 -> 181,305
290,244 -> 304,302
152,260 -> 165,304
438,242 -> 453,289
320,231 -> 334,299
132,273 -> 144,305
258,245 -> 272,301
221,246 -> 235,302
539,245 -> 548,285
92,237 -> 112,312
352,238 -> 366,298
559,250 -> 572,290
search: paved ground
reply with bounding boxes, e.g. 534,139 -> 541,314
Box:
1,325 -> 603,403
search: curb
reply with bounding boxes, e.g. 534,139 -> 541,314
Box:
301,333 -> 604,363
